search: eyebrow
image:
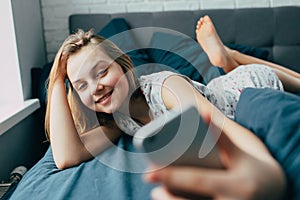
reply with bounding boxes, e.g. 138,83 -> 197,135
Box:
72,60 -> 108,84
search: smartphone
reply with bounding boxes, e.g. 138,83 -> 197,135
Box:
133,105 -> 223,169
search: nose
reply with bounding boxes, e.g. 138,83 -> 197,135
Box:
91,80 -> 104,95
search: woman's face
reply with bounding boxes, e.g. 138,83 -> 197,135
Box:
67,45 -> 130,114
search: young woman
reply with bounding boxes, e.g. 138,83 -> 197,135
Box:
45,14 -> 300,199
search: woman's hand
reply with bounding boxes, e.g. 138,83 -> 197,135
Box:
144,123 -> 286,200
57,55 -> 68,81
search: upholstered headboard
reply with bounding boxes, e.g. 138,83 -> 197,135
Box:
69,6 -> 300,73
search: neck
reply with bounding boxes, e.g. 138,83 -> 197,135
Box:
118,89 -> 151,125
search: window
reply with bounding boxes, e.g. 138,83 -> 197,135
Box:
0,0 -> 40,135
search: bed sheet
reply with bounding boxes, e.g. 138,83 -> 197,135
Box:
10,89 -> 300,200
235,88 -> 300,200
9,135 -> 155,200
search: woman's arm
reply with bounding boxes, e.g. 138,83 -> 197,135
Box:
145,130 -> 286,200
49,79 -> 122,169
161,75 -> 271,160
162,76 -> 273,160
155,75 -> 286,199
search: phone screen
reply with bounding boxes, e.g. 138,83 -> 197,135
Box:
133,105 -> 223,169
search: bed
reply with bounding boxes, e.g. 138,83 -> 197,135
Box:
9,6 -> 300,200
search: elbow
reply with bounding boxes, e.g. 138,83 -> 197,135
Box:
53,153 -> 81,170
54,159 -> 74,170
52,147 -> 92,170
55,160 -> 75,170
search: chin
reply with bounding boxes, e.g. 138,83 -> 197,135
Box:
98,104 -> 120,114
95,107 -> 112,114
109,104 -> 122,113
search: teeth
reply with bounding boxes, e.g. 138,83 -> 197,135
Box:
98,91 -> 112,103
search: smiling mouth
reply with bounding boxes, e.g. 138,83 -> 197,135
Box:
96,90 -> 113,104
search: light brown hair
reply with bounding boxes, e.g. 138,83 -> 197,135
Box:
44,29 -> 136,141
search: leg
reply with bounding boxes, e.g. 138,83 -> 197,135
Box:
226,47 -> 300,79
195,15 -> 239,73
196,15 -> 300,93
207,64 -> 284,119
226,47 -> 300,93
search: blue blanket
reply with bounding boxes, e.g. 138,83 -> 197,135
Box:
10,89 -> 300,200
235,88 -> 300,200
9,135 -> 155,200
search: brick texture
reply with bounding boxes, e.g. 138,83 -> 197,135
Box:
40,0 -> 298,62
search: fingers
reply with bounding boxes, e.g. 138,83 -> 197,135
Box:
145,166 -> 235,197
151,187 -> 188,200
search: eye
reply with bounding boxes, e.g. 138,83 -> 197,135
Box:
77,82 -> 87,91
96,67 -> 109,79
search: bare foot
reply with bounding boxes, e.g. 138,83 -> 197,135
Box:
195,15 -> 238,73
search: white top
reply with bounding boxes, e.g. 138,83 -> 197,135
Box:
113,64 -> 283,135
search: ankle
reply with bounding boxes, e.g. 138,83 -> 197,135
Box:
227,48 -> 239,59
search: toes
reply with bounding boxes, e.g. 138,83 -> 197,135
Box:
203,15 -> 212,24
196,17 -> 204,31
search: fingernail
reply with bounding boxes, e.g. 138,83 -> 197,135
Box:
151,187 -> 162,200
144,172 -> 159,183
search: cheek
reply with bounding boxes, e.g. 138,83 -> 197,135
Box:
119,78 -> 129,93
105,69 -> 129,92
107,73 -> 123,86
79,92 -> 93,108
110,73 -> 130,102
114,73 -> 129,93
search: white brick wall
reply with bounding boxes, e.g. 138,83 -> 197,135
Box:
41,0 -> 300,62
